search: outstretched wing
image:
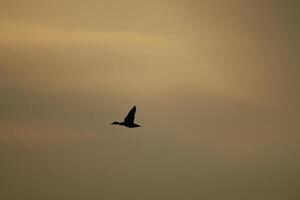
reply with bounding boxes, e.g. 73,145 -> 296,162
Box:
124,106 -> 136,123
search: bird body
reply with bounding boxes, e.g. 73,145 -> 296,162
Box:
111,106 -> 141,128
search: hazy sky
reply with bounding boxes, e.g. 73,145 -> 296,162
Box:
1,1 -> 299,200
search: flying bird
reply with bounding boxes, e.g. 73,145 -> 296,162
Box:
111,106 -> 141,128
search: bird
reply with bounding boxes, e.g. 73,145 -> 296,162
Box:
111,106 -> 141,128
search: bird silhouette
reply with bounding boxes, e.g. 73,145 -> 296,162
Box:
111,106 -> 141,128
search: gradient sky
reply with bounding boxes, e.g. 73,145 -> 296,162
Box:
1,1 -> 300,200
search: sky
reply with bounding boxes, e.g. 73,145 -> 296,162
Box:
0,0 -> 300,199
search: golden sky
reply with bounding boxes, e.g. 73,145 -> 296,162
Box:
1,1 -> 300,200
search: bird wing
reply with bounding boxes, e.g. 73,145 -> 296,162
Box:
124,106 -> 136,123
